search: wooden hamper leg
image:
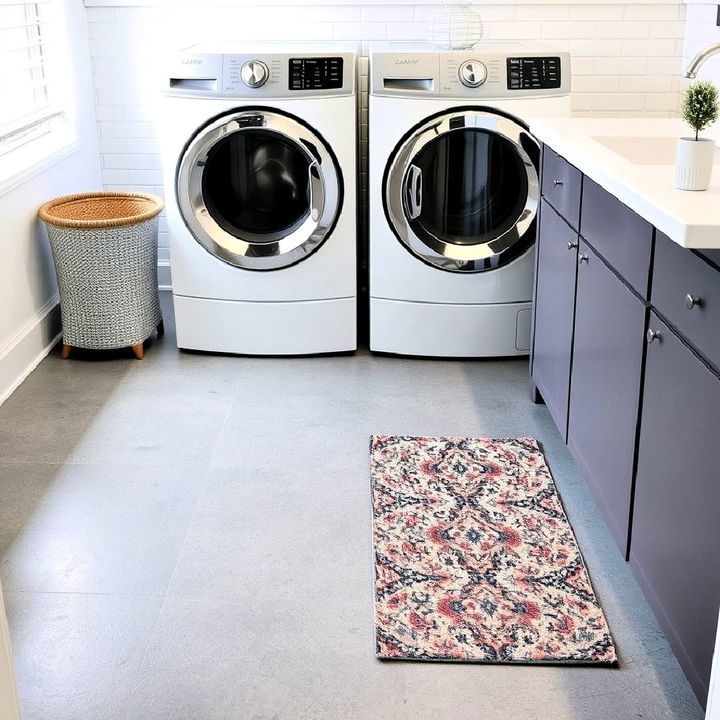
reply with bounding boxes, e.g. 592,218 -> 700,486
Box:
131,343 -> 144,359
60,344 -> 72,359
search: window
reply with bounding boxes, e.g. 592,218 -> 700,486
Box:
0,0 -> 76,189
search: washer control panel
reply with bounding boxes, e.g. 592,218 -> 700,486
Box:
458,60 -> 487,88
166,48 -> 356,98
507,57 -> 561,90
289,57 -> 343,91
240,60 -> 269,88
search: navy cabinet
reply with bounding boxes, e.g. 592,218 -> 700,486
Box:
530,199 -> 578,439
532,143 -> 720,708
567,240 -> 645,558
631,312 -> 720,705
653,231 -> 720,368
532,161 -> 648,558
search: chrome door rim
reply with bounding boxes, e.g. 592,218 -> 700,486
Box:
384,109 -> 540,273
177,109 -> 341,271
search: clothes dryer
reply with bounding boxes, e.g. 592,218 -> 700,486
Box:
161,45 -> 357,354
369,45 -> 570,356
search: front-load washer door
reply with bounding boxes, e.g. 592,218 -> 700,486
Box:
383,108 -> 540,273
177,108 -> 342,271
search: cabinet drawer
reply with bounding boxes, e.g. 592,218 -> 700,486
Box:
652,231 -> 720,371
580,177 -> 653,298
696,249 -> 720,268
541,145 -> 582,231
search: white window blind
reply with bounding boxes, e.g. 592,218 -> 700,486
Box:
0,0 -> 64,158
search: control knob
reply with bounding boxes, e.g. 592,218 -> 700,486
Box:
459,60 -> 487,88
241,60 -> 269,89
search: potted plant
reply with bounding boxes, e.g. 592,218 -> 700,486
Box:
675,80 -> 719,191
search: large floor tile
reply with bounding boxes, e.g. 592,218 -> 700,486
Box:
3,591 -> 162,720
122,596 -> 403,720
1,461 -> 204,594
210,386 -> 370,470
118,347 -> 244,397
65,388 -> 233,466
122,591 -> 700,720
0,291 -> 705,720
232,352 -> 372,401
0,463 -> 61,557
0,391 -> 109,464
166,467 -> 372,600
18,350 -> 135,394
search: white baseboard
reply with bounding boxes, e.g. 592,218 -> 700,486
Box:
0,297 -> 61,407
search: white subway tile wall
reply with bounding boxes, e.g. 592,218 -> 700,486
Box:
84,2 -> 689,282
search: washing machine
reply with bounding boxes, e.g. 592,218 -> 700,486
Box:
369,44 -> 571,357
160,45 -> 357,355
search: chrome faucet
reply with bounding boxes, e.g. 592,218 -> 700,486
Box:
684,42 -> 720,79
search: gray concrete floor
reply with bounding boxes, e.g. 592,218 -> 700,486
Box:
0,292 -> 704,720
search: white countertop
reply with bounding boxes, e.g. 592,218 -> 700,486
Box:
528,117 -> 720,249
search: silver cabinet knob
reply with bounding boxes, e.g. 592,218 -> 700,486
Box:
553,179 -> 563,187
241,60 -> 269,88
567,240 -> 578,250
646,328 -> 662,344
458,60 -> 487,88
578,253 -> 589,263
685,293 -> 703,310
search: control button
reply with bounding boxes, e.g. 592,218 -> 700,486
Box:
458,60 -> 487,88
240,60 -> 269,89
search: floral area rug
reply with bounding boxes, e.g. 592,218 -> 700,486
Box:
370,435 -> 617,664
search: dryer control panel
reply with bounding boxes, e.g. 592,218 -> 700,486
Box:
370,45 -> 570,100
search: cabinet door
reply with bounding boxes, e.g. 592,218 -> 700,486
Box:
631,312 -> 720,705
567,240 -> 645,558
530,198 -> 578,439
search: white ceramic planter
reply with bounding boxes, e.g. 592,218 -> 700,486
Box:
675,137 -> 716,191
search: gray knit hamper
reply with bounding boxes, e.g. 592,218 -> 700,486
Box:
38,192 -> 165,359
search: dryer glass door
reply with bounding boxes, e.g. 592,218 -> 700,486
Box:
384,109 -> 540,273
177,109 -> 342,271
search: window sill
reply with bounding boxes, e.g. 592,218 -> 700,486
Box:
0,125 -> 80,198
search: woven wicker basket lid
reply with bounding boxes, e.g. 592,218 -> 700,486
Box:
38,191 -> 164,229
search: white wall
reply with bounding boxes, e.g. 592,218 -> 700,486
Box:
0,0 -> 102,405
682,3 -> 720,88
0,580 -> 20,720
82,1 -> 687,284
681,1 -> 720,148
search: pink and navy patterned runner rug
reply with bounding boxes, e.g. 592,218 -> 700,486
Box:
370,435 -> 617,664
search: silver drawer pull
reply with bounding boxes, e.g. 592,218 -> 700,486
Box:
553,178 -> 563,187
578,253 -> 588,264
685,293 -> 703,310
567,240 -> 578,250
646,329 -> 662,344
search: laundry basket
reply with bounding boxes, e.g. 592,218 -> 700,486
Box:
38,191 -> 165,359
